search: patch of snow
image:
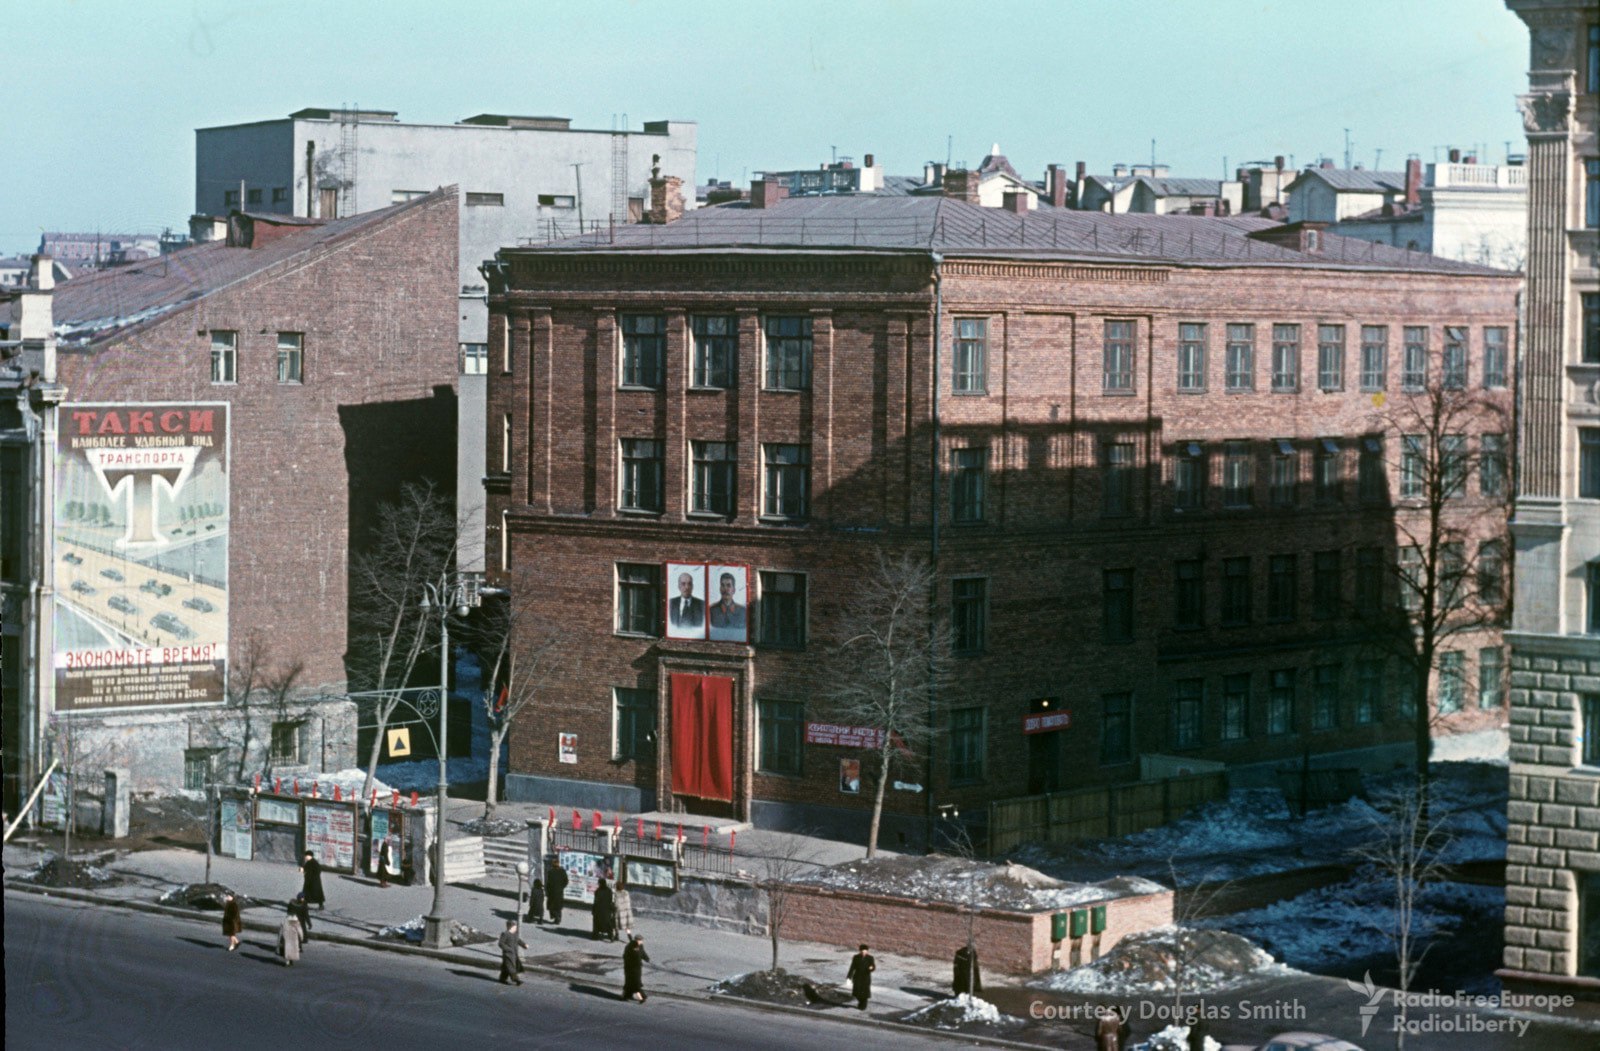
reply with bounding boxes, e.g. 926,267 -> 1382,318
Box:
1430,728 -> 1508,766
1136,1024 -> 1221,1051
1035,925 -> 1282,996
903,994 -> 1013,1028
794,853 -> 1163,912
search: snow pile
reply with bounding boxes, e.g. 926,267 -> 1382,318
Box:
159,883 -> 252,911
373,914 -> 493,947
18,853 -> 122,890
300,768 -> 395,801
460,816 -> 525,838
709,969 -> 816,1005
792,853 -> 1166,912
1140,1024 -> 1220,1051
903,994 -> 1013,1029
1035,926 -> 1279,995
376,915 -> 428,942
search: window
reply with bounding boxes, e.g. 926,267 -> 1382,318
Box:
951,447 -> 987,524
276,332 -> 303,384
691,441 -> 736,516
1268,669 -> 1295,735
1589,562 -> 1600,634
764,316 -> 813,390
1173,559 -> 1204,630
1312,664 -> 1340,730
952,577 -> 988,654
1103,320 -> 1134,391
1102,441 -> 1135,517
1584,296 -> 1600,366
1438,651 -> 1464,714
183,748 -> 219,791
1356,660 -> 1383,724
1269,440 -> 1297,506
460,342 -> 488,375
621,314 -> 666,388
270,721 -> 302,764
224,189 -> 239,207
1314,439 -> 1342,504
615,563 -> 661,635
758,571 -> 807,648
692,315 -> 736,388
1480,434 -> 1507,498
1441,434 -> 1468,499
466,192 -> 505,207
1317,324 -> 1345,391
1222,674 -> 1249,741
762,444 -> 811,519
619,439 -> 663,512
1360,325 -> 1388,391
954,318 -> 988,393
537,194 -> 575,208
1399,546 -> 1423,613
1103,569 -> 1134,643
247,188 -> 262,205
1221,557 -> 1251,626
1101,692 -> 1132,765
1442,327 -> 1468,389
1171,679 -> 1203,749
1402,326 -> 1428,390
1177,323 -> 1206,390
1483,326 -> 1509,386
1442,542 -> 1467,611
1271,324 -> 1300,391
1582,429 -> 1600,499
1313,550 -> 1341,619
1359,437 -> 1386,502
1355,547 -> 1384,615
1588,159 -> 1600,229
1400,434 -> 1426,498
614,687 -> 656,761
1591,22 -> 1600,94
1173,442 -> 1206,511
1223,441 -> 1253,507
1267,554 -> 1297,622
272,187 -> 288,204
210,331 -> 236,384
949,707 -> 986,783
1478,540 -> 1505,606
1585,695 -> 1600,766
1225,323 -> 1255,391
1478,648 -> 1503,710
501,414 -> 512,472
757,699 -> 805,776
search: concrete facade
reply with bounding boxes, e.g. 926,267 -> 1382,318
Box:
1329,161 -> 1529,270
1501,0 -> 1600,991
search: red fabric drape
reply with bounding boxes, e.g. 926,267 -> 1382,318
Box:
670,673 -> 734,801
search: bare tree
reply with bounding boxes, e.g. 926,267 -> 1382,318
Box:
1346,781 -> 1454,1051
468,595 -> 567,819
347,481 -> 459,803
751,831 -> 824,972
823,551 -> 952,858
257,657 -> 309,784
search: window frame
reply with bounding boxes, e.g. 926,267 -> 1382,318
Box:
952,576 -> 989,655
1271,323 -> 1300,392
1102,319 -> 1135,393
1312,550 -> 1341,620
948,706 -> 987,784
613,687 -> 657,761
691,315 -> 737,389
1438,651 -> 1464,714
1177,322 -> 1207,391
1478,648 -> 1503,711
1442,326 -> 1468,390
1221,556 -> 1252,627
1317,323 -> 1345,391
953,317 -> 989,394
1102,568 -> 1134,643
619,438 -> 665,513
1314,439 -> 1342,504
1359,324 -> 1388,391
1173,442 -> 1206,511
1356,659 -> 1383,725
761,443 -> 812,521
763,315 -> 813,392
1221,673 -> 1250,742
1171,678 -> 1203,749
1225,323 -> 1255,392
1483,326 -> 1509,386
950,446 -> 987,524
1583,296 -> 1600,367
1581,428 -> 1600,500
1173,558 -> 1204,630
270,720 -> 303,765
620,314 -> 666,389
1100,692 -> 1133,765
615,562 -> 662,637
756,698 -> 806,777
758,570 -> 807,649
1267,668 -> 1295,736
1222,440 -> 1253,508
210,330 -> 237,385
1267,553 -> 1298,623
1269,440 -> 1297,507
690,440 -> 736,517
276,331 -> 304,385
1101,440 -> 1136,518
1401,326 -> 1428,390
1312,663 -> 1340,731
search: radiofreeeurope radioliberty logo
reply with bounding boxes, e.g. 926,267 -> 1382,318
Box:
1346,971 -> 1385,1037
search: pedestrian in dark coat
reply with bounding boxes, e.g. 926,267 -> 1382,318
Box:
1186,1014 -> 1210,1051
497,920 -> 527,985
592,878 -> 616,941
622,935 -> 649,1002
527,879 -> 546,924
846,944 -> 875,1010
221,892 -> 242,952
376,839 -> 396,888
278,908 -> 304,966
952,944 -> 982,996
1095,1007 -> 1123,1051
289,893 -> 313,938
545,859 -> 568,924
299,851 -> 326,909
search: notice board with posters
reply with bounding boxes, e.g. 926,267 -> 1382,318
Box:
52,403 -> 230,712
304,801 -> 357,873
219,797 -> 253,860
556,850 -> 616,904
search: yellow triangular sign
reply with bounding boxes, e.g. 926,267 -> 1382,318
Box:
386,728 -> 411,758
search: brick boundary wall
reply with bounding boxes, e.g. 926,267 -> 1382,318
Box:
779,883 -> 1174,974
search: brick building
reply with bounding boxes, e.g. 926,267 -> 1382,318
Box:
483,183 -> 1518,846
0,189 -> 459,807
1501,0 -> 1600,990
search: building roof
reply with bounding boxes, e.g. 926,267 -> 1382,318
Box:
1293,168 -> 1407,193
502,194 -> 1506,276
1136,176 -> 1228,198
42,190 -> 455,347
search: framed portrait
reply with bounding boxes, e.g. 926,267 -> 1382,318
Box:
706,564 -> 749,642
664,562 -> 707,639
839,758 -> 861,795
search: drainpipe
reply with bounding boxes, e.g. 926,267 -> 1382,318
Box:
925,252 -> 944,851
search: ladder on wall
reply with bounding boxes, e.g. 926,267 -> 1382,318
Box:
338,104 -> 360,218
610,132 -> 629,227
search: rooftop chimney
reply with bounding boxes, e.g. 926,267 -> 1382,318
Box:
1112,163 -> 1128,178
1320,158 -> 1335,169
1404,157 -> 1422,206
1002,190 -> 1030,214
646,172 -> 686,223
750,179 -> 789,210
1046,164 -> 1067,208
863,153 -> 874,168
943,169 -> 982,204
1448,148 -> 1461,163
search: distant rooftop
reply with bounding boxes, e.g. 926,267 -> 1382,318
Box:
1292,167 -> 1409,193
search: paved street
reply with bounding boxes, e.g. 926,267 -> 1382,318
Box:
4,895 -> 951,1051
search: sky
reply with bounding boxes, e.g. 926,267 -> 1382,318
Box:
6,0 -> 1531,255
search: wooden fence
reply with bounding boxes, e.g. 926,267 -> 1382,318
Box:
987,770 -> 1230,856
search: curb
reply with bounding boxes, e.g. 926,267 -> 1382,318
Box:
708,991 -> 1056,1049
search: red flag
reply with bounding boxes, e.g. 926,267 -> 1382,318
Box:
702,826 -> 710,847
391,789 -> 401,807
637,818 -> 644,839
572,810 -> 582,830
409,791 -> 419,806
369,789 -> 378,809
333,784 -> 342,801
253,774 -> 261,791
655,821 -> 662,841
311,781 -> 319,798
677,824 -> 685,842
613,815 -> 621,834
730,830 -> 737,853
548,807 -> 555,826
273,778 -> 282,795
495,684 -> 508,712
293,778 -> 300,796
591,810 -> 602,830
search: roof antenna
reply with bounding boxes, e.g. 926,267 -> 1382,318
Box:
946,135 -> 952,167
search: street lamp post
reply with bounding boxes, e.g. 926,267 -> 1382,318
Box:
419,579 -> 470,950
515,861 -> 530,922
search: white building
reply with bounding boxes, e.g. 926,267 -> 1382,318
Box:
195,107 -> 698,568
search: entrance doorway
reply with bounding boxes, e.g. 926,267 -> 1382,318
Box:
669,673 -> 734,813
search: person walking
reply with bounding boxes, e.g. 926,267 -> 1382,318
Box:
221,892 -> 243,952
592,877 -> 616,941
278,905 -> 305,967
299,850 -> 326,910
846,944 -> 875,1011
527,878 -> 546,924
289,893 -> 313,938
376,838 -> 395,889
497,920 -> 527,986
545,858 -> 568,925
952,943 -> 982,997
622,935 -> 650,1002
612,880 -> 634,941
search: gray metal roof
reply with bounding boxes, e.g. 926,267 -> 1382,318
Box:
1137,177 -> 1227,197
501,194 -> 1507,275
1293,168 -> 1408,193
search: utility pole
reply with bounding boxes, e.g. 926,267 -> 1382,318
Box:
205,779 -> 215,884
1343,128 -> 1352,169
572,164 -> 585,233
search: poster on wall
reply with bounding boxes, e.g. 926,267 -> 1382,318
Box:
664,563 -> 706,639
558,733 -> 577,764
52,403 -> 229,711
556,850 -> 616,904
839,758 -> 861,795
624,857 -> 677,891
220,797 -> 253,860
304,802 -> 357,871
706,565 -> 748,643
